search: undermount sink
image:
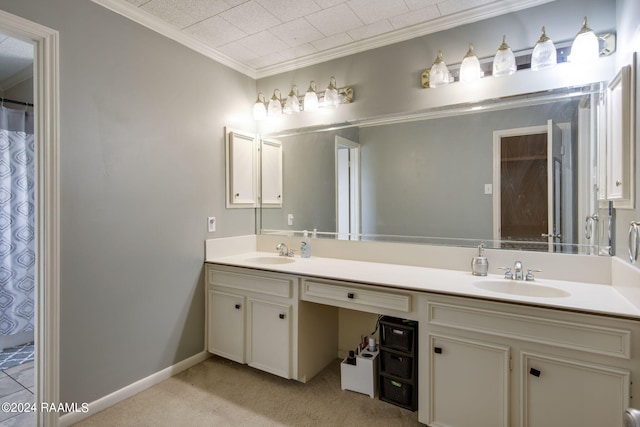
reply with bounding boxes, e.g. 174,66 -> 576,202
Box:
245,256 -> 296,265
473,280 -> 571,298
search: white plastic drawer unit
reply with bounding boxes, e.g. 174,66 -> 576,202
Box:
301,278 -> 412,314
207,266 -> 292,299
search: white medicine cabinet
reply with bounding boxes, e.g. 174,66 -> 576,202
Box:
606,56 -> 636,209
225,127 -> 283,209
225,128 -> 258,208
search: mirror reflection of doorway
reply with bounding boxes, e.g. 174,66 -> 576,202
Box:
493,121 -> 567,252
335,136 -> 360,240
500,132 -> 548,249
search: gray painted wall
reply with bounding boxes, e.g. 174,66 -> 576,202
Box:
3,77 -> 33,104
0,0 -> 255,405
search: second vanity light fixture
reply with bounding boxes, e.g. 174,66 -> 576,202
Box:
253,77 -> 354,120
422,16 -> 614,88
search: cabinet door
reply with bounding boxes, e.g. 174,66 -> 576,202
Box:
606,64 -> 634,208
226,129 -> 257,208
522,352 -> 630,427
261,138 -> 283,207
429,334 -> 510,427
208,290 -> 245,363
248,299 -> 291,379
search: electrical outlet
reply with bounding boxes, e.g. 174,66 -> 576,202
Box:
287,214 -> 294,226
207,216 -> 216,232
484,184 -> 493,195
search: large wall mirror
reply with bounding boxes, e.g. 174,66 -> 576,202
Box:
259,83 -> 613,256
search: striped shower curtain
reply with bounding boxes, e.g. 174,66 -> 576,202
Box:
0,106 -> 35,338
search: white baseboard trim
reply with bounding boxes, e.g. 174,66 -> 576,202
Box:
59,351 -> 210,427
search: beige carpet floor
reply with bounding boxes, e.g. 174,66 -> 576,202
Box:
74,356 -> 422,427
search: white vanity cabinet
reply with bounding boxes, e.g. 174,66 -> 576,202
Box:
419,294 -> 639,427
206,264 -> 296,379
206,264 -> 338,382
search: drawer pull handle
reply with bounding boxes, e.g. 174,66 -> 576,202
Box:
234,304 -> 241,310
529,368 -> 541,377
347,292 -> 355,299
279,313 -> 286,319
434,347 -> 443,354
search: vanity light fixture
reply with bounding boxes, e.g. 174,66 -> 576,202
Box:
531,27 -> 557,71
420,18 -> 616,89
283,85 -> 301,114
253,79 -> 354,120
268,89 -> 283,117
252,92 -> 267,121
459,44 -> 482,82
569,17 -> 599,63
428,50 -> 451,88
304,81 -> 319,112
492,35 -> 516,77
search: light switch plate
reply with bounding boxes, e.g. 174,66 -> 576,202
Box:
208,216 -> 216,232
484,184 -> 493,195
287,214 -> 294,226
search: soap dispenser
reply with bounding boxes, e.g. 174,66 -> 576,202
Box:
471,242 -> 488,276
300,230 -> 311,258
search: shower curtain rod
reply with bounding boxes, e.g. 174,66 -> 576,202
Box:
0,97 -> 34,107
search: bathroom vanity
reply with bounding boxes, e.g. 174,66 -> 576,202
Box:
205,241 -> 640,427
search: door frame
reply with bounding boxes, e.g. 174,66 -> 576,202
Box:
0,10 -> 60,427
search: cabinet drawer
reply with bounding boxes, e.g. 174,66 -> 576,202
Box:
208,266 -> 292,298
302,279 -> 411,313
427,300 -> 631,359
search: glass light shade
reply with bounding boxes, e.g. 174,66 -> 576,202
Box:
459,44 -> 481,82
570,17 -> 599,63
492,35 -> 516,77
252,93 -> 266,121
268,89 -> 282,117
324,77 -> 340,108
304,81 -> 319,112
429,50 -> 450,88
531,27 -> 557,71
283,86 -> 300,114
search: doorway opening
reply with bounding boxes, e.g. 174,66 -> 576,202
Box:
0,9 -> 60,427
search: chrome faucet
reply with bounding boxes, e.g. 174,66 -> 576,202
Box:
500,261 -> 541,281
276,243 -> 294,257
513,261 -> 523,280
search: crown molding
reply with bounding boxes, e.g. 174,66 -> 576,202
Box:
91,0 -> 555,80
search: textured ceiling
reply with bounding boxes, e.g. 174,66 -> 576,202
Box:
96,0 -> 554,78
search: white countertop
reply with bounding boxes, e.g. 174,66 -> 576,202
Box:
206,251 -> 640,320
